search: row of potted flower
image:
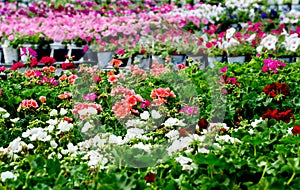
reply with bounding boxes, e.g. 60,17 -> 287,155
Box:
0,51 -> 299,188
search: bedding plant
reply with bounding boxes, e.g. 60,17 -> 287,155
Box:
0,52 -> 299,189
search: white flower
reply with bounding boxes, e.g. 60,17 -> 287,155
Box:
81,122 -> 94,133
228,38 -> 240,48
246,34 -> 256,42
140,111 -> 150,120
108,134 -> 124,145
165,130 -> 179,141
2,113 -> 10,119
22,128 -> 51,142
261,34 -> 278,50
125,119 -> 145,127
49,109 -> 58,116
163,118 -> 185,127
248,128 -> 254,135
10,118 -> 20,123
256,45 -> 263,53
50,140 -> 58,148
132,142 -> 151,152
198,147 -> 210,154
60,108 -> 68,116
151,110 -> 162,119
46,118 -> 58,126
216,135 -> 241,144
83,150 -> 108,169
251,118 -> 263,128
287,127 -> 293,134
57,121 -> 73,133
226,27 -> 236,39
176,155 -> 193,165
176,155 -> 194,171
1,171 -> 16,182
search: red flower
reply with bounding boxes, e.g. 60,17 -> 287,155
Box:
11,62 -> 25,70
61,63 -> 76,70
198,118 -> 208,130
39,56 -> 56,65
93,75 -> 101,83
205,42 -> 213,48
262,109 -> 294,123
263,82 -> 290,97
109,59 -> 123,67
179,128 -> 187,136
144,173 -> 156,183
30,58 -> 38,67
292,126 -> 300,135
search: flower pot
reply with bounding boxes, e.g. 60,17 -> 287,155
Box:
67,43 -> 85,61
132,54 -> 151,70
186,54 -> 208,69
227,56 -> 246,64
278,4 -> 290,12
50,42 -> 68,62
208,56 -> 223,68
2,41 -> 18,65
20,44 -> 38,62
35,46 -> 51,61
151,55 -> 165,65
97,51 -> 114,68
292,4 -> 300,10
82,49 -> 98,65
118,58 -> 130,68
0,45 -> 3,64
171,54 -> 187,68
0,72 -> 7,80
277,57 -> 293,63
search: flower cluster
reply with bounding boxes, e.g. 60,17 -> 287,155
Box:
39,56 -> 56,66
150,62 -> 168,77
263,82 -> 290,98
179,106 -> 199,115
17,99 -> 39,111
292,126 -> 300,136
262,109 -> 294,123
262,58 -> 286,74
58,92 -> 72,99
150,87 -> 176,106
72,102 -> 102,119
112,87 -> 144,118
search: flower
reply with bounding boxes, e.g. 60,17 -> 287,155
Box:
1,171 -> 17,182
39,96 -> 46,103
58,92 -> 72,99
11,62 -> 25,70
220,66 -> 228,73
140,111 -> 150,120
18,99 -> 39,111
109,59 -> 123,67
39,56 -> 56,65
177,63 -> 187,70
260,35 -> 278,50
144,173 -> 156,183
262,109 -> 294,123
198,118 -> 209,131
140,100 -> 151,108
0,66 -> 6,72
83,93 -> 97,101
61,62 -> 76,70
263,82 -> 290,97
292,126 -> 300,135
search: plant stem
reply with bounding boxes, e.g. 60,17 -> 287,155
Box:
254,145 -> 256,157
287,170 -> 295,185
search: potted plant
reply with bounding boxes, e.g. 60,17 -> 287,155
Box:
204,42 -> 225,67
227,42 -> 256,63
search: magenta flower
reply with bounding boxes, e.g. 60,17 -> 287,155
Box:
116,48 -> 125,55
141,100 -> 151,108
83,45 -> 88,53
220,66 -> 228,73
83,93 -> 97,101
0,66 -> 5,72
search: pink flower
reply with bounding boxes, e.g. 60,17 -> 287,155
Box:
220,66 -> 228,73
116,48 -> 125,55
18,99 -> 39,111
141,100 -> 151,108
0,66 -> 5,72
177,63 -> 187,70
83,93 -> 97,101
83,45 -> 88,53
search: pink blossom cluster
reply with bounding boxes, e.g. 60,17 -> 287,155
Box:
111,86 -> 135,97
18,99 -> 39,111
150,87 -> 176,106
40,77 -> 59,86
129,65 -> 147,79
83,93 -> 97,101
72,102 -> 103,119
150,62 -> 168,77
179,106 -> 199,115
58,92 -> 72,99
111,87 -> 144,118
262,58 -> 286,74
